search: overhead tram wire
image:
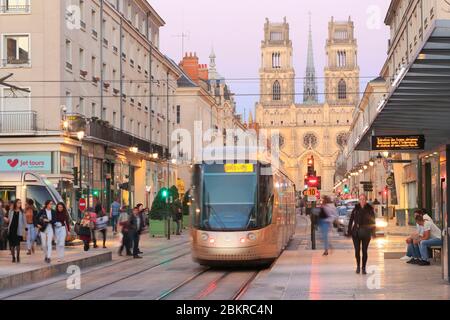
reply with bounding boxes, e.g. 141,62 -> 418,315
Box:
0,90 -> 395,99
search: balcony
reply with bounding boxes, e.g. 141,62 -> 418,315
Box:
0,111 -> 37,134
87,120 -> 168,157
1,58 -> 30,68
0,4 -> 31,14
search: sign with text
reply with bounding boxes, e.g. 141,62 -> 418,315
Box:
0,153 -> 52,172
372,135 -> 425,151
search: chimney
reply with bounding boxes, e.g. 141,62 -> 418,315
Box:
199,63 -> 209,81
179,52 -> 200,82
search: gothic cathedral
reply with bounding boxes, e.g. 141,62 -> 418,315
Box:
255,16 -> 360,195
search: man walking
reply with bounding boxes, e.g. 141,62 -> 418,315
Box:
110,197 -> 121,235
129,206 -> 143,259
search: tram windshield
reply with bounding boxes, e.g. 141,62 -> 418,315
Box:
199,164 -> 258,231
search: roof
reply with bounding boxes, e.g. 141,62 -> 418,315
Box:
164,56 -> 197,88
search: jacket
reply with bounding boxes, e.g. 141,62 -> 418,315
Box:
8,210 -> 27,237
55,210 -> 71,232
347,203 -> 376,236
129,214 -> 144,234
37,209 -> 57,232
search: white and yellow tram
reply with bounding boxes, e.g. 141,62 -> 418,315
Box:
189,147 -> 296,267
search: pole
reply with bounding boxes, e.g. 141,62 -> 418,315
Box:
311,202 -> 316,250
166,72 -> 171,240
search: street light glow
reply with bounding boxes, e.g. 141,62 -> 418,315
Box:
77,131 -> 85,140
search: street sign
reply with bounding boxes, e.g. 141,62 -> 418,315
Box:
304,188 -> 318,197
372,135 -> 425,151
387,160 -> 413,164
79,198 -> 87,212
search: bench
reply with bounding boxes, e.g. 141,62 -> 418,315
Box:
431,246 -> 441,262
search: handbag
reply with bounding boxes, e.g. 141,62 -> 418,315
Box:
78,225 -> 91,237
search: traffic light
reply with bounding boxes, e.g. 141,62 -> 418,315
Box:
72,167 -> 79,186
383,187 -> 389,197
344,185 -> 350,194
307,156 -> 315,176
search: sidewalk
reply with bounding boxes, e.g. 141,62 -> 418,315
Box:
242,216 -> 450,300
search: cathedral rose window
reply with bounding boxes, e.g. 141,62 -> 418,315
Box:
303,133 -> 318,149
336,132 -> 349,148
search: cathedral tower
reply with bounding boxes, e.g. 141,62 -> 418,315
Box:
303,14 -> 318,104
259,17 -> 295,106
324,17 -> 360,107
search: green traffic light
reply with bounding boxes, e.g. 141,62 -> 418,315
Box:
162,189 -> 168,198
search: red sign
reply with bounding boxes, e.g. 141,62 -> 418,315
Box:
79,198 -> 87,212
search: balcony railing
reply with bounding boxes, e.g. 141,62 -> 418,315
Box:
1,58 -> 30,67
0,111 -> 37,134
87,120 -> 168,157
0,5 -> 31,13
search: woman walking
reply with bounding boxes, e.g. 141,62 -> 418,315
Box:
79,212 -> 95,252
7,199 -> 27,263
55,202 -> 71,262
318,196 -> 338,256
118,208 -> 131,256
38,200 -> 56,263
347,194 -> 376,275
24,199 -> 39,255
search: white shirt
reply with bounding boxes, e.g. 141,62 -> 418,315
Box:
416,214 -> 432,235
45,209 -> 52,221
423,220 -> 441,240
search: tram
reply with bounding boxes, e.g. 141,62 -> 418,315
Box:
189,147 -> 296,267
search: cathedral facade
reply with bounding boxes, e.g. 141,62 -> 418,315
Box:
255,17 -> 360,196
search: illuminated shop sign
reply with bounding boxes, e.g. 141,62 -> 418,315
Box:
372,135 -> 425,151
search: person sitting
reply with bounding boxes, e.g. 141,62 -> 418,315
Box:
402,209 -> 432,263
415,215 -> 442,266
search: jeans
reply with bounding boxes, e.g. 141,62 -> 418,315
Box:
26,224 -> 37,251
352,228 -> 372,269
175,219 -> 181,235
98,229 -> 107,247
131,231 -> 140,256
40,227 -> 54,259
419,238 -> 443,261
91,229 -> 97,247
119,231 -> 131,255
55,226 -> 66,260
407,243 -> 421,259
111,215 -> 119,233
318,220 -> 330,250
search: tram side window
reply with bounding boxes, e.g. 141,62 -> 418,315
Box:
0,187 -> 17,203
25,185 -> 54,210
259,170 -> 273,227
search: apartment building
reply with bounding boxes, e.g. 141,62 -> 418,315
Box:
0,0 -> 180,214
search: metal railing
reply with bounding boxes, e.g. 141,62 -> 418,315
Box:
0,111 -> 37,133
1,58 -> 30,67
0,5 -> 31,13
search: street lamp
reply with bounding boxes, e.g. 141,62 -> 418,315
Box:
129,146 -> 139,154
369,160 -> 375,167
77,131 -> 85,141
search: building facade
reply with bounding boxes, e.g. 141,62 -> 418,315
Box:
256,17 -> 359,195
0,0 -> 180,215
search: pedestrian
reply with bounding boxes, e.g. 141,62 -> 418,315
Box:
0,199 -> 8,251
414,215 -> 442,266
38,200 -> 56,263
135,203 -> 146,254
318,196 -> 338,256
95,208 -> 108,249
110,197 -> 121,235
24,199 -> 39,255
347,194 -> 376,275
118,209 -> 131,256
129,206 -> 143,259
79,212 -> 95,251
7,199 -> 27,263
55,202 -> 71,262
91,197 -> 103,248
171,199 -> 183,235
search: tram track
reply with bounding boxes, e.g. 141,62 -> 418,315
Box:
1,240 -> 190,300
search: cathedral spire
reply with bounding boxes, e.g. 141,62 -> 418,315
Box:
303,12 -> 318,104
209,46 -> 218,80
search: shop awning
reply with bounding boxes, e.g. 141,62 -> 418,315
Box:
356,20 -> 450,151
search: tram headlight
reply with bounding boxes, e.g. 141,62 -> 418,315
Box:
247,233 -> 257,241
201,233 -> 209,241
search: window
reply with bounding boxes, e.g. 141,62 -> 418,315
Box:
303,133 -> 318,149
78,97 -> 85,114
338,79 -> 347,100
272,52 -> 281,69
337,51 -> 347,67
112,111 -> 117,128
176,105 -> 181,124
270,32 -> 283,41
91,10 -> 97,38
65,91 -> 72,113
65,39 -> 72,70
101,107 -> 106,120
91,56 -> 97,79
273,81 -> 281,101
2,34 -> 30,66
0,0 -> 31,13
91,102 -> 97,118
79,47 -> 85,71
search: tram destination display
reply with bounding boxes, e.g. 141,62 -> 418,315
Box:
372,135 -> 425,151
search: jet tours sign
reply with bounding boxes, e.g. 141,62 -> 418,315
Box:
372,135 -> 425,151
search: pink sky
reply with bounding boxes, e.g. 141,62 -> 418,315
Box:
150,0 -> 391,119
